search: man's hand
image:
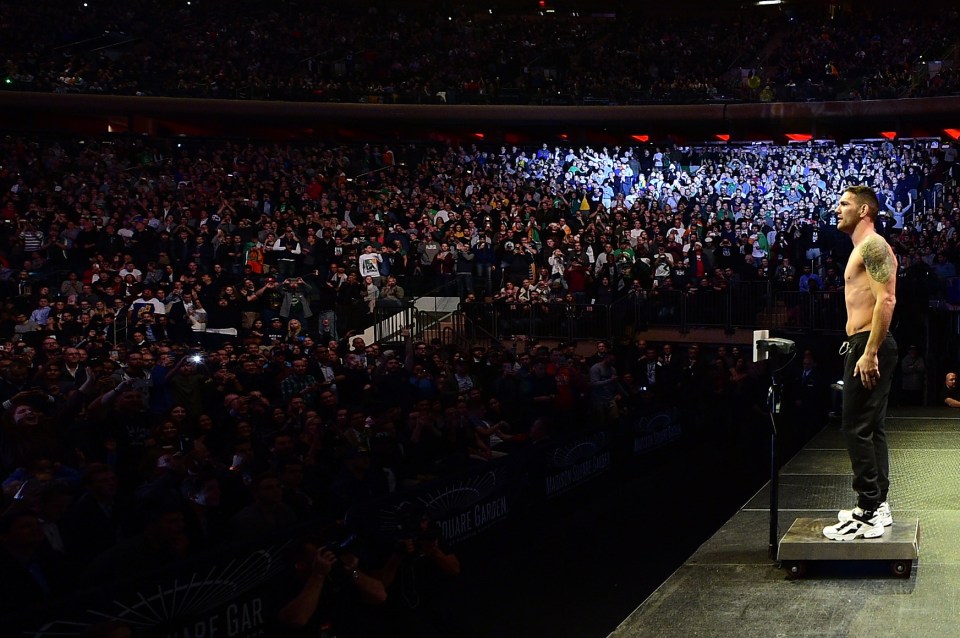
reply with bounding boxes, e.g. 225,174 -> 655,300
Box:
312,548 -> 337,577
854,352 -> 881,390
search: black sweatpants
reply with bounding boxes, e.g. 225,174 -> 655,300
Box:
841,331 -> 898,511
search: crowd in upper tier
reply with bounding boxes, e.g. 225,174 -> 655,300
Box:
2,0 -> 958,103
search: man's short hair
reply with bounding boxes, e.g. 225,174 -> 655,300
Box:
842,185 -> 880,218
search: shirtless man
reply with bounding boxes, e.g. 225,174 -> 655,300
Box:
823,185 -> 898,541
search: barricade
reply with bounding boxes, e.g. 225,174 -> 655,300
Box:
6,528 -> 295,638
456,283 -> 846,340
3,406 -> 685,636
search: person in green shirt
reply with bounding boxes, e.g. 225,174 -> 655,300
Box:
613,240 -> 637,285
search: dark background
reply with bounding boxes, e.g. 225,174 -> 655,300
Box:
457,426 -> 773,637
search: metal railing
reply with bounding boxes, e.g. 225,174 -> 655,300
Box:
452,282 -> 846,341
459,301 -> 615,342
370,280 -> 848,345
371,282 -> 468,346
371,304 -> 415,344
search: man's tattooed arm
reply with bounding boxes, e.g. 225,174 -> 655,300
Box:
861,236 -> 894,283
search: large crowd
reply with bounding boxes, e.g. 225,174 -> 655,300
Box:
0,2 -> 959,630
0,131 -> 957,629
2,0 -> 958,104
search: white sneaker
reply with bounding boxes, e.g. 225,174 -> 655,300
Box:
823,508 -> 886,541
838,502 -> 892,527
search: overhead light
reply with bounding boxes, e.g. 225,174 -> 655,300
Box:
715,134 -> 730,142
756,0 -> 782,5
631,134 -> 649,143
785,133 -> 812,142
944,129 -> 960,140
880,131 -> 897,140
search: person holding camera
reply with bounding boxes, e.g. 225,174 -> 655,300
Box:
547,245 -> 566,285
372,510 -> 462,638
277,535 -> 387,636
280,277 -> 313,323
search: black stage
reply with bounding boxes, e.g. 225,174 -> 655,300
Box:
459,413 -> 772,637
610,408 -> 960,637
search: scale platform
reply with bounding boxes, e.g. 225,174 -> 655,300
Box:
777,517 -> 920,578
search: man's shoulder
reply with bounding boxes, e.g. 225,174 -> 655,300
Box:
857,232 -> 897,277
858,230 -> 891,248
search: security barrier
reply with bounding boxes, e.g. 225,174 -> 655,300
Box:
458,283 -> 846,341
4,407 -> 683,637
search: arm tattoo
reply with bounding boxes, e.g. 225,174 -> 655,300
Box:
861,236 -> 894,283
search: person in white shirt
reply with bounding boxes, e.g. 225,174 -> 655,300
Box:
272,230 -> 302,278
118,261 -> 143,282
357,245 -> 383,285
128,287 -> 166,326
